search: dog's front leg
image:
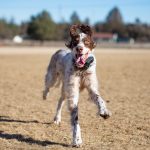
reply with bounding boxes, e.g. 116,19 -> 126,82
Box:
69,104 -> 82,147
91,93 -> 111,119
54,96 -> 65,124
86,74 -> 111,119
66,76 -> 82,147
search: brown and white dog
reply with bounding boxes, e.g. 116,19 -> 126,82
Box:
43,24 -> 111,147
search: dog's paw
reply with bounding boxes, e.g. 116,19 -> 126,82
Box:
72,138 -> 82,148
43,95 -> 46,100
43,90 -> 48,100
100,109 -> 112,119
54,116 -> 61,125
72,144 -> 82,148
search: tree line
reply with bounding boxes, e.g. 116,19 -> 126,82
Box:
0,7 -> 150,42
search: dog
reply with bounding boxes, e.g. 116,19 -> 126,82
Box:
43,24 -> 111,147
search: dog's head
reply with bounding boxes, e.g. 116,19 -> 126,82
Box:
66,24 -> 96,68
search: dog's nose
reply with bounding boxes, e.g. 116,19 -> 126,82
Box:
76,46 -> 83,53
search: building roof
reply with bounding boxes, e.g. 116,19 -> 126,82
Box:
93,33 -> 114,39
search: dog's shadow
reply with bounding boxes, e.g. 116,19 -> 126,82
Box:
0,116 -> 52,125
0,116 -> 69,147
0,116 -> 40,124
0,131 -> 69,147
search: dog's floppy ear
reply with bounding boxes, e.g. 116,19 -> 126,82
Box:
70,24 -> 79,37
65,24 -> 79,49
65,40 -> 71,48
79,24 -> 92,36
92,41 -> 96,49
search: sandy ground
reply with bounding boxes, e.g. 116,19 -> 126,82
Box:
0,47 -> 150,150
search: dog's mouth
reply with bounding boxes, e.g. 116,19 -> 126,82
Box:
75,53 -> 88,68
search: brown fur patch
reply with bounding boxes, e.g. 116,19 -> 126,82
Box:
66,24 -> 96,50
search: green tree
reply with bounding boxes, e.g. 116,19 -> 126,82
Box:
104,7 -> 126,37
106,7 -> 123,24
20,22 -> 28,35
0,18 -> 20,39
55,23 -> 70,40
70,11 -> 81,25
84,17 -> 90,25
27,10 -> 56,41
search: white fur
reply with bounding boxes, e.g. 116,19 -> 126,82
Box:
72,124 -> 82,147
73,33 -> 90,55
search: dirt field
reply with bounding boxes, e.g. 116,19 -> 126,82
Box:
0,47 -> 150,150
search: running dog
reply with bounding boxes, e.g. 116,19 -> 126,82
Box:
43,24 -> 111,147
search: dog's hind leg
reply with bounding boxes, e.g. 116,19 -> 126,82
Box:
43,51 -> 59,100
43,71 -> 57,100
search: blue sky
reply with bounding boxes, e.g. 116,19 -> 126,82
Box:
0,0 -> 149,24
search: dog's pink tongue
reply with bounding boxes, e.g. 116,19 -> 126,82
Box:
76,56 -> 86,68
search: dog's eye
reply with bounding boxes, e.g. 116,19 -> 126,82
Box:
75,38 -> 79,41
72,39 -> 79,46
84,40 -> 90,45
